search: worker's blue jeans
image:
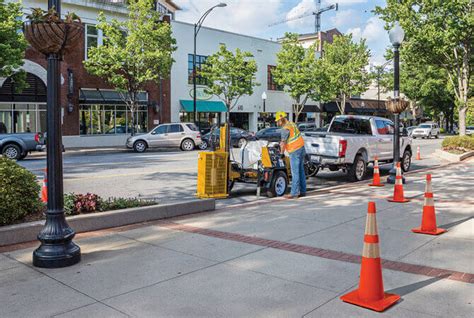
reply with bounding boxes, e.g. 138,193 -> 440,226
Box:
289,147 -> 306,196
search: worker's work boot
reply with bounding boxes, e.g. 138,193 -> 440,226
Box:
284,194 -> 298,199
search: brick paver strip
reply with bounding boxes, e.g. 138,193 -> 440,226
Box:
157,220 -> 474,284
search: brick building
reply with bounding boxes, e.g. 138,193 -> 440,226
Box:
0,0 -> 179,147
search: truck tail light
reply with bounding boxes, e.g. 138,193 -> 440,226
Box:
338,140 -> 347,157
197,134 -> 201,139
34,133 -> 40,143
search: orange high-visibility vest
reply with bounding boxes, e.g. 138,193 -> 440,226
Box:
283,122 -> 305,153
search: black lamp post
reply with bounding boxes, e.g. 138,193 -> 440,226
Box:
33,0 -> 81,268
387,21 -> 405,184
193,3 -> 227,129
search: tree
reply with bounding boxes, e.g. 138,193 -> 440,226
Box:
200,44 -> 258,119
84,0 -> 176,135
375,0 -> 473,135
320,34 -> 370,114
0,0 -> 28,90
272,33 -> 327,122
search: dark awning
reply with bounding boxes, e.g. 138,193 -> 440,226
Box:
180,99 -> 227,112
79,89 -> 148,105
322,99 -> 388,114
302,104 -> 322,113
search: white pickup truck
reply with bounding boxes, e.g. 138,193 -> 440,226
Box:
304,115 -> 412,181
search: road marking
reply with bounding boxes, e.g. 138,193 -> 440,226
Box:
63,168 -> 197,181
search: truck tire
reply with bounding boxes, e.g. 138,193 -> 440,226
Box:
401,149 -> 411,172
267,171 -> 288,198
2,144 -> 22,160
348,155 -> 367,182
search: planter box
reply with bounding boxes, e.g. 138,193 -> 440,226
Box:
434,149 -> 474,162
0,199 -> 215,247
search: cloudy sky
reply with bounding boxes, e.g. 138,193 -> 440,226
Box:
173,0 -> 390,65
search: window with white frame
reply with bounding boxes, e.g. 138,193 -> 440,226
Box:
85,24 -> 103,60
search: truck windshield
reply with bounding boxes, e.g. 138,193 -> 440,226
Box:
330,117 -> 372,135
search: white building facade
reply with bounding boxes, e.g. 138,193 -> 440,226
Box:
170,21 -> 320,133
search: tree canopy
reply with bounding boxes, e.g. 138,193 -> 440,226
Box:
375,0 -> 473,135
272,33 -> 327,121
0,0 -> 27,90
319,34 -> 370,115
84,0 -> 176,134
200,44 -> 258,114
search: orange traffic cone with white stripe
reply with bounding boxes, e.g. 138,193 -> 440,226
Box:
416,146 -> 421,160
340,202 -> 400,312
387,162 -> 410,203
369,156 -> 384,187
412,174 -> 446,235
41,169 -> 48,203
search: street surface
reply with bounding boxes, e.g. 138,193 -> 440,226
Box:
2,154 -> 472,317
19,137 -> 445,207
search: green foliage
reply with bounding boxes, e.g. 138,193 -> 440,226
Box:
63,193 -> 156,216
442,135 -> 474,151
0,157 -> 41,225
0,0 -> 27,90
84,0 -> 176,134
272,33 -> 327,121
320,34 -> 370,114
200,44 -> 258,111
374,0 -> 473,135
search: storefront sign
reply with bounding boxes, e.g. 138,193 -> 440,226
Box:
189,87 -> 212,100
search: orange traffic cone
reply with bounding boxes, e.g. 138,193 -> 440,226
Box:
412,174 -> 446,235
388,162 -> 410,203
41,169 -> 48,203
340,202 -> 400,312
416,146 -> 421,160
369,156 -> 384,187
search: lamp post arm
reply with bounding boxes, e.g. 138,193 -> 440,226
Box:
195,5 -> 220,35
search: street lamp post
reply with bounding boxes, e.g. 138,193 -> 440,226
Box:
261,91 -> 267,129
387,21 -> 405,184
193,3 -> 227,130
261,91 -> 267,113
33,0 -> 81,267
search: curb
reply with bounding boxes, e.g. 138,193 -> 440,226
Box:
0,199 -> 215,247
433,149 -> 474,162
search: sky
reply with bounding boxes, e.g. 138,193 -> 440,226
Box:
173,0 -> 390,66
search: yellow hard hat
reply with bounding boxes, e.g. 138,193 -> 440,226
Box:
275,111 -> 287,122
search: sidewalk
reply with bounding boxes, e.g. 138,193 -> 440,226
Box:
1,161 -> 473,317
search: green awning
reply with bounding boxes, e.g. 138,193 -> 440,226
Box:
180,100 -> 227,113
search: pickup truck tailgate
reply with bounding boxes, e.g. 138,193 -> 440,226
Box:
304,132 -> 341,157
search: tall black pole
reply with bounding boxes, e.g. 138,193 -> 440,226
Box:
193,24 -> 197,128
33,0 -> 81,268
387,44 -> 404,184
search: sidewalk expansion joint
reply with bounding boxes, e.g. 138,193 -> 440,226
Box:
156,221 -> 474,285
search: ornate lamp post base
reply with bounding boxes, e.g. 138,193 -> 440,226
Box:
33,213 -> 81,268
387,166 -> 406,184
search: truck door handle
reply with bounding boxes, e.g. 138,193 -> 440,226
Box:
311,144 -> 319,147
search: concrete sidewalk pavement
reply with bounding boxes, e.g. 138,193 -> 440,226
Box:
1,160 -> 473,317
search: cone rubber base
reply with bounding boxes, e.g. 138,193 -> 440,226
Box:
387,197 -> 410,203
411,227 -> 446,235
369,183 -> 385,187
340,289 -> 400,312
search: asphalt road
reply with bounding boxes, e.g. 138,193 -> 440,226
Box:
18,136 -> 446,207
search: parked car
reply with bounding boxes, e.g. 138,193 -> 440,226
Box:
314,123 -> 330,132
466,126 -> 474,135
412,123 -> 440,139
199,127 -> 256,150
255,127 -> 282,143
304,115 -> 413,181
0,132 -> 44,160
406,126 -> 418,137
126,123 -> 201,153
298,123 -> 317,132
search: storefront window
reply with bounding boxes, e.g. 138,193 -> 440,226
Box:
79,105 -> 148,135
188,54 -> 208,85
0,103 -> 46,133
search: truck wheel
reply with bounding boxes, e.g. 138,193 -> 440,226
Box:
267,171 -> 288,198
2,144 -> 22,160
348,155 -> 367,182
401,149 -> 411,172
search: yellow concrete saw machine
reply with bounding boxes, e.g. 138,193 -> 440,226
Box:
197,123 -> 291,198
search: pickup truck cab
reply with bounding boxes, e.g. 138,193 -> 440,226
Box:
304,115 -> 412,181
0,132 -> 44,160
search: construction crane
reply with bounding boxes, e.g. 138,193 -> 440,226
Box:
269,0 -> 338,33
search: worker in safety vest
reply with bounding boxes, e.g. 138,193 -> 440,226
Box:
276,111 -> 306,199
